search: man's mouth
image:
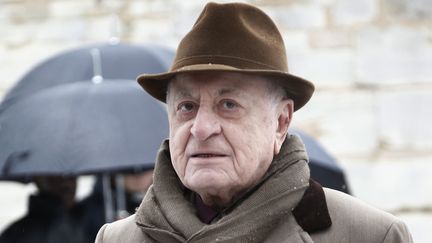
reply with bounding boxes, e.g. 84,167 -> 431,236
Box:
191,153 -> 225,158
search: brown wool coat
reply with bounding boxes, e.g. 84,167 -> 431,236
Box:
95,187 -> 412,243
95,136 -> 412,243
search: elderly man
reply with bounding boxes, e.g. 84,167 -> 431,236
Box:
96,2 -> 412,242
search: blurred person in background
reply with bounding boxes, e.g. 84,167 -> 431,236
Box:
0,171 -> 154,243
80,170 -> 153,242
122,170 -> 154,214
0,176 -> 92,243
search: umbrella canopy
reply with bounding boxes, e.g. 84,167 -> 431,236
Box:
0,42 -> 174,113
0,80 -> 168,180
290,128 -> 350,194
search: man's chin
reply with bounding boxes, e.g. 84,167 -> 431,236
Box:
186,173 -> 231,194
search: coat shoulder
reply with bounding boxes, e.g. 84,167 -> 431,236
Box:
95,214 -> 144,243
310,188 -> 413,243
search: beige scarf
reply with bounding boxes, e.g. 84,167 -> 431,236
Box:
135,135 -> 313,242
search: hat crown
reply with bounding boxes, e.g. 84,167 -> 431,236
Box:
137,2 -> 314,112
172,2 -> 288,72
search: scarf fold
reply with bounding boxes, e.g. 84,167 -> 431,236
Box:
136,134 -> 313,242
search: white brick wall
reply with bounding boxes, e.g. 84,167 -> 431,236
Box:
377,90 -> 432,150
289,48 -> 355,86
0,0 -> 431,242
355,26 -> 432,84
264,3 -> 326,29
330,0 -> 378,26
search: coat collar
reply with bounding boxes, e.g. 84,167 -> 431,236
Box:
136,136 -> 313,242
192,177 -> 334,233
292,179 -> 332,233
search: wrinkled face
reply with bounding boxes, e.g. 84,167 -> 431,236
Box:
166,71 -> 291,206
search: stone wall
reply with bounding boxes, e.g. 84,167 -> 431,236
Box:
1,0 -> 431,241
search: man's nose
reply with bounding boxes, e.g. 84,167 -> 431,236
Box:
190,107 -> 221,141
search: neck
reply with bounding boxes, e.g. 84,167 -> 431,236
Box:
196,188 -> 242,210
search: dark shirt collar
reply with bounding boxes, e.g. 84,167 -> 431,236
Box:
193,193 -> 219,224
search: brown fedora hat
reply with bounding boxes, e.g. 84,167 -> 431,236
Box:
137,2 -> 314,111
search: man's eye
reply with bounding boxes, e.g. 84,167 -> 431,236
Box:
221,100 -> 237,110
178,102 -> 195,112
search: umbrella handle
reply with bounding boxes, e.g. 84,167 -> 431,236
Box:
102,173 -> 114,222
115,174 -> 128,219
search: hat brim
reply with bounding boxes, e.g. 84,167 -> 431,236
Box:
137,64 -> 314,111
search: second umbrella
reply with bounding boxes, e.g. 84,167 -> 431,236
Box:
0,80 -> 168,180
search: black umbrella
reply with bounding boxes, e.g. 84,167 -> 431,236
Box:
0,42 -> 174,113
290,128 -> 350,194
0,80 -> 168,181
0,43 -> 174,222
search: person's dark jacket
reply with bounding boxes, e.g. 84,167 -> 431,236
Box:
79,175 -> 144,241
0,193 -> 92,243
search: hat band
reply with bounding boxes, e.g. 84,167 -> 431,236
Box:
171,55 -> 287,72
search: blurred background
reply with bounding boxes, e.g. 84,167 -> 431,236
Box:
0,0 -> 431,242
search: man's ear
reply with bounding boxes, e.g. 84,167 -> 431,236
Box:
274,99 -> 294,155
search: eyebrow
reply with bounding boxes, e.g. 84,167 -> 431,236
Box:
170,89 -> 193,102
218,88 -> 235,96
